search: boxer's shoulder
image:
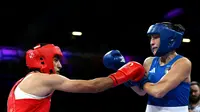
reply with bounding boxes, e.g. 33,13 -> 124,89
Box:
19,72 -> 46,88
143,57 -> 155,75
171,56 -> 191,68
143,57 -> 155,67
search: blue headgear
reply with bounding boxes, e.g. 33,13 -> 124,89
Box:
147,23 -> 184,56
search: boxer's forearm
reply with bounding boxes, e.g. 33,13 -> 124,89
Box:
143,82 -> 165,98
87,77 -> 114,93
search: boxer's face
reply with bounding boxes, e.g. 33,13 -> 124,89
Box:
150,34 -> 160,55
53,56 -> 62,74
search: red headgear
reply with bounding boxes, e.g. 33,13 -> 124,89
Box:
26,44 -> 63,74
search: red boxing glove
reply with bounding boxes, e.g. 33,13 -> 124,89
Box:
109,61 -> 145,86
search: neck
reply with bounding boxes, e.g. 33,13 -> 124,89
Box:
159,51 -> 177,66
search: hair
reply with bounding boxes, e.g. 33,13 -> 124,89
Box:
190,81 -> 200,87
160,22 -> 185,33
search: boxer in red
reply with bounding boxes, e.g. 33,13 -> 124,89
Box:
7,43 -> 145,112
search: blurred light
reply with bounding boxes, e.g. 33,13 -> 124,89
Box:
124,56 -> 134,62
182,38 -> 191,43
72,31 -> 82,36
17,50 -> 25,57
63,51 -> 72,57
0,57 -> 18,61
61,57 -> 68,65
164,8 -> 184,19
1,49 -> 17,56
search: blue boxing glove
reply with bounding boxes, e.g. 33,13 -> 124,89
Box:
124,75 -> 150,89
103,50 -> 126,71
103,50 -> 137,87
103,50 -> 149,88
124,80 -> 139,87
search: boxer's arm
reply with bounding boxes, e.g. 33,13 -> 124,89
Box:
41,74 -> 114,93
40,61 -> 144,93
129,57 -> 153,96
143,57 -> 191,98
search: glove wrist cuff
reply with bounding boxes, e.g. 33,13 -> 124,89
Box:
139,76 -> 150,90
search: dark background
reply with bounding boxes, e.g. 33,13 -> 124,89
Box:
0,0 -> 200,111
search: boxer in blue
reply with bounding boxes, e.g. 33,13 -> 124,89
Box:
103,22 -> 191,112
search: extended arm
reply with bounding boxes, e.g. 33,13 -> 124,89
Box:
40,61 -> 145,93
49,75 -> 114,93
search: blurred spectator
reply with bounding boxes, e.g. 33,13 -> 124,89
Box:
189,81 -> 200,112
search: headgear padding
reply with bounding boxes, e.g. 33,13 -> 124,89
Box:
147,23 -> 184,56
26,44 -> 63,74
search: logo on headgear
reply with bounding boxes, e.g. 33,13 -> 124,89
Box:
29,51 -> 34,59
